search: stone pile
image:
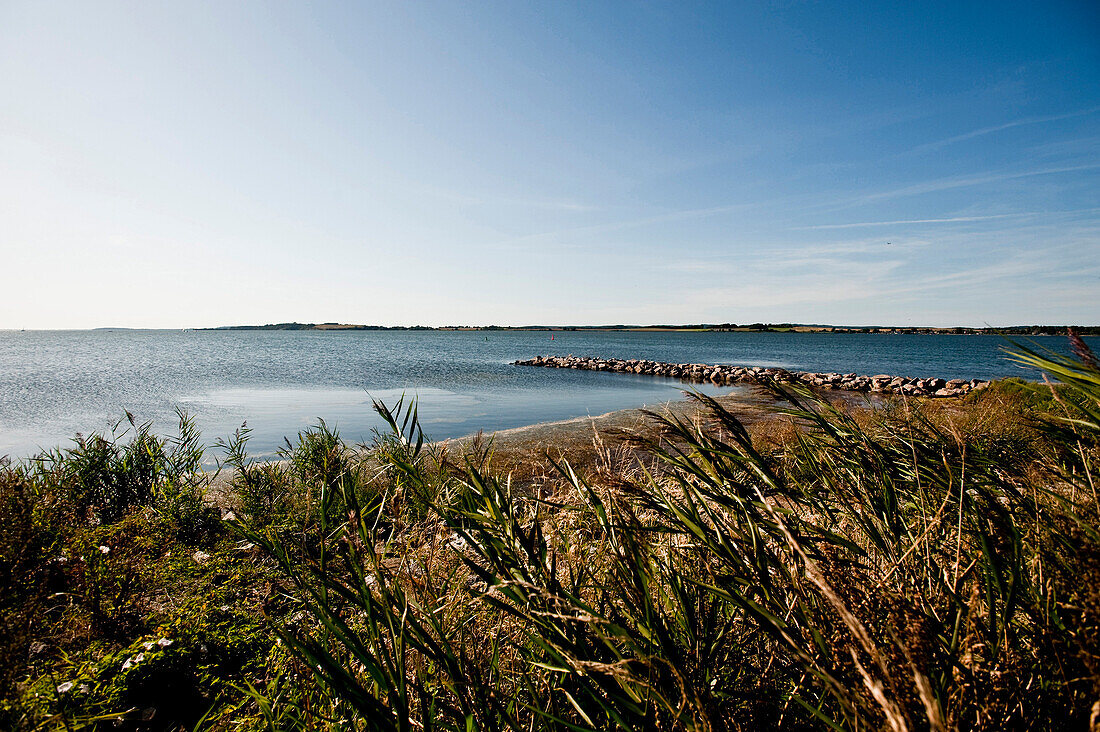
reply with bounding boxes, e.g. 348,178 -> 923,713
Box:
513,355 -> 989,397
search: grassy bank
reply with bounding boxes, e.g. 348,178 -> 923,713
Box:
2,342 -> 1099,730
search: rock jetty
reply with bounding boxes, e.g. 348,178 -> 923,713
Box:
513,355 -> 989,397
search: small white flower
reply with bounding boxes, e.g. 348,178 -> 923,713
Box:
122,659 -> 133,671
78,684 -> 90,694
56,682 -> 74,694
156,638 -> 173,648
142,641 -> 155,651
98,545 -> 110,555
222,511 -> 237,522
133,653 -> 145,663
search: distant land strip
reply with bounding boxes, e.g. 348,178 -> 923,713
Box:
198,322 -> 1100,335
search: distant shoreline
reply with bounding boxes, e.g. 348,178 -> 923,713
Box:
195,322 -> 1100,336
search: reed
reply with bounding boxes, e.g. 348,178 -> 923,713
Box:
1,343 -> 1097,729
235,343 -> 1100,730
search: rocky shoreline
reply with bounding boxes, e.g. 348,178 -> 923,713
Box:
514,355 -> 990,397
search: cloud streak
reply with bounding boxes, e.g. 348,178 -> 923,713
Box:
909,107 -> 1100,155
417,186 -> 598,212
825,163 -> 1100,210
793,207 -> 1100,230
494,201 -> 759,250
793,213 -> 1029,230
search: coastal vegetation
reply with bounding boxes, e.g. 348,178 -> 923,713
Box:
1,341 -> 1099,729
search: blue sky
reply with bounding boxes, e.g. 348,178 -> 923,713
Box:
1,1 -> 1097,328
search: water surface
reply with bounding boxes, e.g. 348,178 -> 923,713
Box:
0,329 -> 1089,460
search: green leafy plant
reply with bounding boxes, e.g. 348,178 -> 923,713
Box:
245,343 -> 1100,730
4,340 -> 1100,730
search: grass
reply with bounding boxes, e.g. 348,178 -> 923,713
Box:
0,342 -> 1098,729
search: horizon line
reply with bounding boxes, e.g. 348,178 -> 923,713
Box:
3,322 -> 1098,332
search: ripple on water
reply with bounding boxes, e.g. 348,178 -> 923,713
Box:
0,329 -> 1083,459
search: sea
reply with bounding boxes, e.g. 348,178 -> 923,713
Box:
0,329 -> 1093,461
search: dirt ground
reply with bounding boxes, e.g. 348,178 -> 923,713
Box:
208,384 -> 882,502
433,384 -> 882,491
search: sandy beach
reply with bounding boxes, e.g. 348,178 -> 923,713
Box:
435,384 -> 886,490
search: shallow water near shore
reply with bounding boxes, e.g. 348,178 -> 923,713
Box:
0,329 -> 1093,460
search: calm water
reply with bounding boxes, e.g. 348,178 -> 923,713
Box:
0,329 -> 1090,460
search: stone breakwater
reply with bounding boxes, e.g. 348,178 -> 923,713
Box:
514,355 -> 990,397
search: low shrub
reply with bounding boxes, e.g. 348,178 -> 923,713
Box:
4,343 -> 1100,729
241,345 -> 1100,730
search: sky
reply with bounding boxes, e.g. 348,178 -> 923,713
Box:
1,1 -> 1098,329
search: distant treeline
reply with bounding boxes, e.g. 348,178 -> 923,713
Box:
203,322 -> 436,331
201,322 -> 1100,335
803,325 -> 1100,335
724,324 -> 1100,335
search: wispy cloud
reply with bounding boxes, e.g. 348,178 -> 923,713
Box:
792,213 -> 1029,230
793,207 -> 1100,230
429,189 -> 597,211
494,202 -> 758,250
680,249 -> 1065,311
909,107 -> 1100,155
830,163 -> 1100,209
661,221 -> 1100,320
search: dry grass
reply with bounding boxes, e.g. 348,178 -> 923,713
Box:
233,350 -> 1100,730
4,347 -> 1099,730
